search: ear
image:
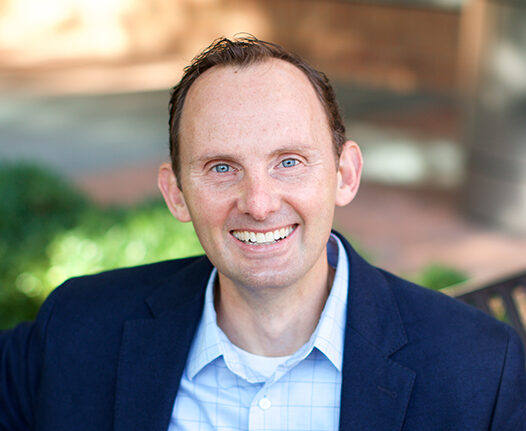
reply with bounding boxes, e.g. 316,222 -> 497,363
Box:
335,141 -> 363,207
158,163 -> 192,222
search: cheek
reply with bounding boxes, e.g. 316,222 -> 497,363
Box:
185,187 -> 232,230
284,182 -> 336,221
306,177 -> 337,218
292,171 -> 337,202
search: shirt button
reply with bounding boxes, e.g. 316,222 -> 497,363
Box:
259,397 -> 271,410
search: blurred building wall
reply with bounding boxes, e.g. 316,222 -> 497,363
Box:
259,0 -> 461,92
461,0 -> 526,233
5,0 -> 525,234
0,0 -> 462,94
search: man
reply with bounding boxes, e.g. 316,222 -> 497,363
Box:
1,37 -> 525,430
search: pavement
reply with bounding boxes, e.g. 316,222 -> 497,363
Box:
2,87 -> 525,285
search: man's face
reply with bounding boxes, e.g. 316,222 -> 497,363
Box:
161,59 -> 361,292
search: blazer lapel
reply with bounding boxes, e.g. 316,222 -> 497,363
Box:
339,329 -> 415,431
335,233 -> 416,431
113,257 -> 213,431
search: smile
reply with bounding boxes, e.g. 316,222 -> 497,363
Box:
231,225 -> 296,245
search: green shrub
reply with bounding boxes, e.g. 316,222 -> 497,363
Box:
40,202 -> 203,297
411,263 -> 468,291
0,163 -> 202,330
0,163 -> 89,327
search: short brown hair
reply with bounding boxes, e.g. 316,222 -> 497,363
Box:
168,36 -> 346,183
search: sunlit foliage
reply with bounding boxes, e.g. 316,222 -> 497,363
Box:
0,163 -> 202,329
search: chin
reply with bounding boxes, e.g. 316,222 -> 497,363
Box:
228,268 -> 302,291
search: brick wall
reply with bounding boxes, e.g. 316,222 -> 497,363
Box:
250,0 -> 461,91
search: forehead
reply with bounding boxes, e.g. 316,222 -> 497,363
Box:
184,59 -> 319,110
178,59 -> 330,148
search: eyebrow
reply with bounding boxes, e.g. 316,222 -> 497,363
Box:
269,145 -> 319,157
189,145 -> 319,166
189,153 -> 238,167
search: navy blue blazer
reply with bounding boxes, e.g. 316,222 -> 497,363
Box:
1,232 -> 525,430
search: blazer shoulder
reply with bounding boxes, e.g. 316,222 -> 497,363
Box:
57,254 -> 203,293
336,230 -> 514,347
383,270 -> 526,429
43,255 -> 208,321
383,269 -> 512,343
382,269 -> 526,386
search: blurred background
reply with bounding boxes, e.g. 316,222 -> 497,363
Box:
1,0 -> 526,329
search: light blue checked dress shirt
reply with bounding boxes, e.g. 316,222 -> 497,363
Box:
169,234 -> 349,430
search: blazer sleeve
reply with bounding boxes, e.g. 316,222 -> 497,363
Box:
490,327 -> 526,431
0,288 -> 59,431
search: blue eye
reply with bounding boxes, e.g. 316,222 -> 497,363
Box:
212,163 -> 231,173
280,158 -> 299,168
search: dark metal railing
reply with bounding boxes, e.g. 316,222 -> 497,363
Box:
443,270 -> 526,351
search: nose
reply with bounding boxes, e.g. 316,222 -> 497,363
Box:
237,172 -> 281,220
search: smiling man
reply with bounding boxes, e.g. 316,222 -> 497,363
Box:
159,55 -> 360,360
1,37 -> 525,431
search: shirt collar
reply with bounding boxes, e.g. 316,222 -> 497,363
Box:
310,233 -> 348,371
185,266 -> 222,380
186,233 -> 349,380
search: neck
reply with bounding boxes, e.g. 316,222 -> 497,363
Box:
215,259 -> 335,357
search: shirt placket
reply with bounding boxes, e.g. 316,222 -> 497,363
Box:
247,374 -> 284,430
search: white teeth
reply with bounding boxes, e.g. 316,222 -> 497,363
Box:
232,226 -> 295,245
